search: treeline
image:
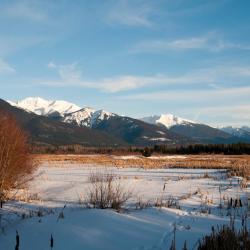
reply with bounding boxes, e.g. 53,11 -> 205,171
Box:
31,143 -> 250,155
152,143 -> 250,155
30,144 -> 136,155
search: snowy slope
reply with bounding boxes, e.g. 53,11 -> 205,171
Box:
141,114 -> 240,143
141,114 -> 196,128
0,161 -> 247,250
9,97 -> 81,116
8,97 -> 116,127
64,108 -> 116,127
220,126 -> 250,141
5,98 -> 187,145
220,126 -> 250,136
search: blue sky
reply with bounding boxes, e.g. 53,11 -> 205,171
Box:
0,0 -> 249,126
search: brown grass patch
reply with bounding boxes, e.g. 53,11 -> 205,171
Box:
34,154 -> 250,178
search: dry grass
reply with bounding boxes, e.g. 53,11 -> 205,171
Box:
198,224 -> 250,250
35,154 -> 250,178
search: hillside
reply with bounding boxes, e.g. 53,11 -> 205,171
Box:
0,99 -> 125,147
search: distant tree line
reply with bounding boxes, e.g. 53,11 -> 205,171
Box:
30,144 -> 136,155
152,143 -> 250,155
30,143 -> 250,155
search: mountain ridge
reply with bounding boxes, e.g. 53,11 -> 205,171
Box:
2,98 -> 190,146
0,99 -> 125,146
9,97 -> 81,117
5,97 -> 250,145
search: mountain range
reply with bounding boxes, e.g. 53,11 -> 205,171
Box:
141,114 -> 245,144
220,126 -> 250,142
1,97 -> 249,147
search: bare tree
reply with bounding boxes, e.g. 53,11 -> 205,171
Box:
0,113 -> 36,207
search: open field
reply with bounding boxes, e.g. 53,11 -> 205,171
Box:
36,154 -> 250,178
0,155 -> 249,249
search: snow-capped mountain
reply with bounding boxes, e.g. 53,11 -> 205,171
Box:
141,114 -> 242,144
141,114 -> 196,128
9,97 -> 81,117
8,97 -> 117,128
64,108 -> 117,127
6,97 -> 248,145
4,98 -> 188,145
220,126 -> 250,141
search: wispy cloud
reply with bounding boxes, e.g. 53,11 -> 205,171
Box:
121,86 -> 250,126
0,35 -> 51,57
0,59 -> 15,74
195,104 -> 250,127
0,1 -> 62,56
45,62 -> 216,92
200,104 -> 250,118
133,32 -> 250,53
45,62 -> 250,93
47,62 -> 82,82
0,1 -> 47,22
121,86 -> 250,102
107,0 -> 154,27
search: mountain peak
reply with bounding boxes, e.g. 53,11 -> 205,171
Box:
9,97 -> 81,116
141,113 -> 196,129
64,108 -> 116,128
157,113 -> 196,128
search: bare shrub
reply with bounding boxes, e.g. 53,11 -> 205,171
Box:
135,196 -> 151,210
86,171 -> 131,210
198,225 -> 250,249
141,147 -> 152,157
154,195 -> 180,209
0,113 -> 36,207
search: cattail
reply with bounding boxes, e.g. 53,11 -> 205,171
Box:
182,240 -> 188,250
234,199 -> 238,208
15,230 -> 19,250
50,234 -> 54,249
169,239 -> 175,250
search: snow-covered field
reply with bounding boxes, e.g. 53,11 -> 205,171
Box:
0,161 -> 249,250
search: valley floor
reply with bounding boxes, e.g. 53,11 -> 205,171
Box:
0,156 -> 249,249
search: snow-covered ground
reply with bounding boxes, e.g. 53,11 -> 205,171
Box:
0,162 -> 249,250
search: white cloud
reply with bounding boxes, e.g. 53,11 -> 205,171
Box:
0,1 -> 47,22
42,69 -> 214,93
47,62 -> 82,83
195,105 -> 250,127
0,36 -> 52,57
0,59 -> 15,74
121,86 -> 250,102
107,0 -> 154,27
47,62 -> 56,69
121,86 -> 250,126
133,32 -> 250,53
45,63 -> 250,93
200,104 -> 250,117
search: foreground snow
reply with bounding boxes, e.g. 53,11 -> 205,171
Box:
0,162 -> 249,250
0,207 -> 238,250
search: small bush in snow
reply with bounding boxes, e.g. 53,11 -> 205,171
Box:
86,171 -> 131,210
